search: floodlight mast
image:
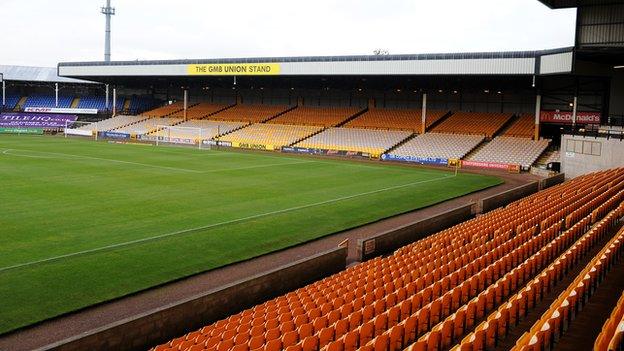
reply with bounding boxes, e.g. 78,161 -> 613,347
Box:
101,0 -> 115,62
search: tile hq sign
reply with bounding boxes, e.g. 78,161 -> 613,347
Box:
0,112 -> 78,128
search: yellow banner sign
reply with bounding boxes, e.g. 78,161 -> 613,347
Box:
232,142 -> 274,150
187,63 -> 281,76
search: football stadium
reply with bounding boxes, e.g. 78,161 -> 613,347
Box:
1,0 -> 624,350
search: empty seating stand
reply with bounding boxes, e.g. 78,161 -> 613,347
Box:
209,104 -> 291,123
596,291 -> 624,351
219,124 -> 322,149
467,136 -> 550,168
141,102 -> 185,118
390,133 -> 484,160
344,108 -> 447,132
503,114 -> 535,139
269,106 -> 362,127
23,94 -> 73,108
129,95 -> 158,114
77,115 -> 148,132
170,120 -> 247,140
169,103 -> 227,119
77,96 -> 107,110
150,168 -> 624,351
509,216 -> 624,351
3,95 -> 21,110
295,128 -> 411,156
114,117 -> 182,135
431,112 -> 512,138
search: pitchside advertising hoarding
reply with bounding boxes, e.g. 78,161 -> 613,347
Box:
0,112 -> 78,128
381,154 -> 448,165
100,131 -> 131,139
540,110 -> 601,124
24,107 -> 98,115
0,127 -> 44,134
461,160 -> 521,173
282,146 -> 372,158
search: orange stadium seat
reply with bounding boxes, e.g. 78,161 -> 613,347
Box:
503,114 -> 535,139
168,102 -> 227,119
431,111 -> 512,138
595,291 -> 624,350
141,102 -> 185,118
209,104 -> 291,123
344,108 -> 448,132
268,106 -> 363,127
150,168 -> 624,351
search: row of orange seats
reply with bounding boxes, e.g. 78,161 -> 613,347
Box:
431,112 -> 512,138
596,291 -> 624,351
510,207 -> 624,351
141,102 -> 185,117
423,198 -> 624,351
382,185 -> 624,351
210,105 -> 291,123
151,168 -> 624,351
502,114 -> 535,139
169,103 -> 227,119
343,109 -> 447,132
269,107 -> 362,127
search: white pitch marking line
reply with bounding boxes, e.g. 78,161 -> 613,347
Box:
1,149 -> 59,159
0,174 -> 455,273
1,148 -> 318,174
1,148 -> 204,173
203,160 -> 315,173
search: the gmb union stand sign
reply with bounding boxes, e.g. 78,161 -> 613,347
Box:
187,63 -> 281,76
0,112 -> 78,134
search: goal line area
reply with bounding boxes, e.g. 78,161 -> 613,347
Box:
154,124 -> 209,149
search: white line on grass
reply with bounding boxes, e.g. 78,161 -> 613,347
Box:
0,174 -> 455,273
1,149 -> 59,159
1,148 -> 317,174
203,160 -> 315,173
1,148 -> 204,173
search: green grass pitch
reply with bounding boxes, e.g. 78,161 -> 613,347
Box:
0,135 -> 502,334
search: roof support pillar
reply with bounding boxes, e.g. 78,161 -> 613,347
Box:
572,96 -> 578,127
112,87 -> 117,117
55,83 -> 59,107
183,89 -> 188,121
2,77 -> 5,110
421,93 -> 427,134
534,94 -> 541,141
368,98 -> 375,109
105,84 -> 110,110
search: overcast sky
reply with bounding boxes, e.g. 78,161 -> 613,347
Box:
1,0 -> 576,67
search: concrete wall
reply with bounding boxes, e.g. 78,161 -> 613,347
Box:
561,134 -> 624,179
357,203 -> 475,261
540,173 -> 565,190
480,181 -> 540,213
40,247 -> 347,351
